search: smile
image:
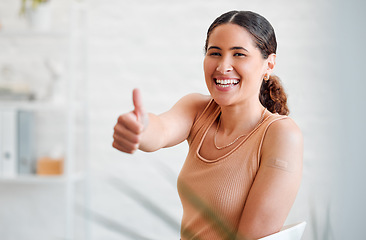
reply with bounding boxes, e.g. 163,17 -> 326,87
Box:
214,78 -> 240,88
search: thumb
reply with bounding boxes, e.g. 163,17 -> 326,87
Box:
132,88 -> 146,124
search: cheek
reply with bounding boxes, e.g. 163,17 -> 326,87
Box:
203,57 -> 216,76
203,59 -> 215,89
235,61 -> 263,79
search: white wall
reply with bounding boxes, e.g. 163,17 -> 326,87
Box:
0,0 -> 365,239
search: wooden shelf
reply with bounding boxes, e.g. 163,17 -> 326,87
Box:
0,30 -> 68,38
0,172 -> 85,184
0,100 -> 84,111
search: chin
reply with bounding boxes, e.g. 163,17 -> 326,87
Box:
211,95 -> 235,107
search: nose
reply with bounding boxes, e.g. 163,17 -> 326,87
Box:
216,57 -> 233,74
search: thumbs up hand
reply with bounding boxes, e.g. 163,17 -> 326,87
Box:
113,88 -> 149,154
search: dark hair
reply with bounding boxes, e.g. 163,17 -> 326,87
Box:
204,10 -> 289,115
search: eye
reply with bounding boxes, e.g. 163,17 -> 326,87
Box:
209,52 -> 221,56
234,53 -> 246,57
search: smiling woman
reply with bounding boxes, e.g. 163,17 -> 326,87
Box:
113,10 -> 303,240
203,11 -> 288,115
204,23 -> 273,108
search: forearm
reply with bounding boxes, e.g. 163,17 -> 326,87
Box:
133,93 -> 208,153
138,113 -> 168,152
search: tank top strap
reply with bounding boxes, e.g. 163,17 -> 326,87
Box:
188,99 -> 221,144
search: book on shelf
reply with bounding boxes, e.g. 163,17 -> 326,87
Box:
0,109 -> 17,177
0,109 -> 36,177
18,110 -> 36,175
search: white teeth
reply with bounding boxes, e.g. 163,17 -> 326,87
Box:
215,79 -> 239,85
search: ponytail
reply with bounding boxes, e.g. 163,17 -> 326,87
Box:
259,75 -> 289,115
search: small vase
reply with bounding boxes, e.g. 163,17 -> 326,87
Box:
26,1 -> 52,31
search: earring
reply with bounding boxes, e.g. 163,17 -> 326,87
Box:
264,73 -> 270,81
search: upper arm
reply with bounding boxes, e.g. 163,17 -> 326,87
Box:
158,93 -> 210,148
236,118 -> 303,239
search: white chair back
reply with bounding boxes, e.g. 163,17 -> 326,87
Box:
258,222 -> 306,240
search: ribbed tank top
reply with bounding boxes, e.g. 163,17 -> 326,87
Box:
177,99 -> 288,240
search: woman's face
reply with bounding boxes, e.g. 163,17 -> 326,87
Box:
204,23 -> 275,107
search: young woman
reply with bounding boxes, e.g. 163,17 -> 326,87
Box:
113,10 -> 303,240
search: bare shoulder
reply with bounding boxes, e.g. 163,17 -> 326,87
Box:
266,117 -> 302,143
174,93 -> 211,116
179,93 -> 211,107
160,93 -> 211,128
261,116 -> 303,170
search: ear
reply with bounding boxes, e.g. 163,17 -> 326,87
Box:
266,53 -> 276,74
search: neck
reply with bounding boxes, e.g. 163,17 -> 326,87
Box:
218,100 -> 266,136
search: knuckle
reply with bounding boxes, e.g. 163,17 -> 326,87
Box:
126,146 -> 136,154
113,133 -> 123,142
130,143 -> 139,152
117,115 -> 123,123
131,135 -> 140,144
112,141 -> 121,151
118,114 -> 127,123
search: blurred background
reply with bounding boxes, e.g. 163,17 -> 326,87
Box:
0,0 -> 365,239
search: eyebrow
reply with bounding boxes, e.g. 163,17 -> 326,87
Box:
230,46 -> 249,52
207,46 -> 249,52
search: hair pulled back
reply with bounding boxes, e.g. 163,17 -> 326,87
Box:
205,10 -> 289,115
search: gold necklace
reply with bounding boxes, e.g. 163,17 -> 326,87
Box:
213,108 -> 267,150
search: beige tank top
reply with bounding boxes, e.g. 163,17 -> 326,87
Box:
177,99 -> 288,240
